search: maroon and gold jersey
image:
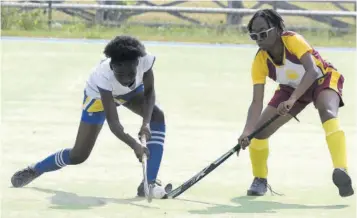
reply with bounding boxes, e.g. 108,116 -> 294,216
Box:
251,31 -> 339,89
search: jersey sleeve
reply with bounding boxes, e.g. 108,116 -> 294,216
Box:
96,74 -> 112,91
251,51 -> 268,85
94,62 -> 113,91
140,54 -> 156,73
283,33 -> 313,59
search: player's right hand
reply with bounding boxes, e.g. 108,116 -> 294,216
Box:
133,142 -> 150,162
238,133 -> 251,152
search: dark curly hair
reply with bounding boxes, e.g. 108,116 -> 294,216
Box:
248,9 -> 285,33
104,35 -> 146,63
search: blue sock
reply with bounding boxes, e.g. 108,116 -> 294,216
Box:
34,149 -> 71,174
147,122 -> 165,182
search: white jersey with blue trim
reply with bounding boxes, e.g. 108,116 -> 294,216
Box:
85,54 -> 156,99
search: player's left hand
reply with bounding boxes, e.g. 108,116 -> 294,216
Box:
133,142 -> 150,162
277,98 -> 296,116
139,123 -> 151,141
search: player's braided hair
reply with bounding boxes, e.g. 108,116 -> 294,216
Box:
247,9 -> 285,33
104,35 -> 146,63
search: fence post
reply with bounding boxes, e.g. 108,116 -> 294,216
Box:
95,0 -> 105,25
273,1 -> 277,10
353,1 -> 357,25
226,1 -> 243,25
48,1 -> 52,30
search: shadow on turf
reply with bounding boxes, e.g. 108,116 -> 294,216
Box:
28,187 -> 159,210
189,196 -> 349,214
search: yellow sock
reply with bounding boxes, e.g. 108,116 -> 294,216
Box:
249,138 -> 269,178
323,118 -> 347,170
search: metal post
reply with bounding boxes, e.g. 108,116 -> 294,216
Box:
353,1 -> 357,25
48,1 -> 52,30
226,1 -> 243,25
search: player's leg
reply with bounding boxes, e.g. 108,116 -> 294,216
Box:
119,88 -> 166,195
124,96 -> 165,183
11,94 -> 105,188
247,85 -> 308,196
313,72 -> 353,197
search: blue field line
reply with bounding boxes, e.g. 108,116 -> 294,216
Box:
1,36 -> 356,52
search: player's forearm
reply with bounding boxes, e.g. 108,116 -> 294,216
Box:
108,121 -> 137,149
142,89 -> 156,125
290,70 -> 319,101
243,101 -> 263,134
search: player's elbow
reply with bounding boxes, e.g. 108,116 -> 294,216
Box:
144,87 -> 155,98
251,99 -> 263,107
307,66 -> 320,79
108,123 -> 116,133
250,100 -> 263,113
107,120 -> 123,134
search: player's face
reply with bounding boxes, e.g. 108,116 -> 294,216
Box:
250,17 -> 278,50
111,59 -> 139,87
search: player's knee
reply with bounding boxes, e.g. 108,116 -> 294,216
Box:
318,108 -> 336,123
316,102 -> 336,122
315,90 -> 340,122
69,150 -> 90,165
151,106 -> 165,123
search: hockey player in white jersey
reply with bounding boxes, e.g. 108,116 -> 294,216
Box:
11,35 -> 169,198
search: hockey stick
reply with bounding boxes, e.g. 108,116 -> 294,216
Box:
141,135 -> 153,203
164,114 -> 280,199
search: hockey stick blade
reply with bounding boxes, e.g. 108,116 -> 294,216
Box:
164,114 -> 280,199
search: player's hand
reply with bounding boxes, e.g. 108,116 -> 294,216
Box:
139,123 -> 151,141
238,133 -> 251,152
277,98 -> 296,116
132,142 -> 150,162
